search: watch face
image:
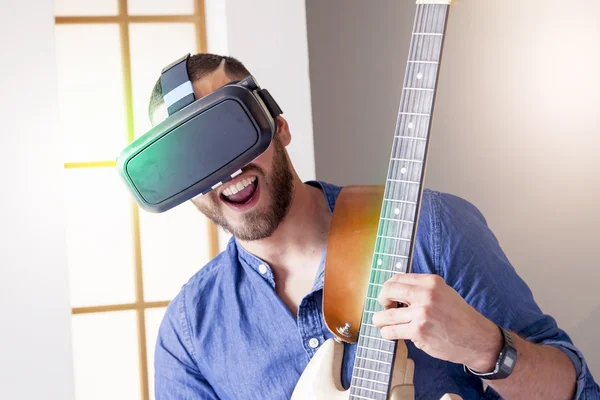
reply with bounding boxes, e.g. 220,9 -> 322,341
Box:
501,348 -> 518,374
504,352 -> 516,369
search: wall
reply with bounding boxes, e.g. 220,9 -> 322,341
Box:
307,0 -> 600,376
0,0 -> 75,399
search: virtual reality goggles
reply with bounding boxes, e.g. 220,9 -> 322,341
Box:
116,53 -> 282,213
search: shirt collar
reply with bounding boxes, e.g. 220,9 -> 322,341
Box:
234,180 -> 342,292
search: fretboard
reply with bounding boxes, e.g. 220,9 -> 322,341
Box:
349,3 -> 450,399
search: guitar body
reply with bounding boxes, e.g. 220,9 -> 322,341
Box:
291,338 -> 416,400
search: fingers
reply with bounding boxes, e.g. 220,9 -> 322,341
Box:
380,323 -> 414,341
372,307 -> 413,328
377,274 -> 444,308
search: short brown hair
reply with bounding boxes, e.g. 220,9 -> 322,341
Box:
148,53 -> 250,121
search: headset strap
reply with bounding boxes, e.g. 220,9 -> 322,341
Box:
161,53 -> 195,115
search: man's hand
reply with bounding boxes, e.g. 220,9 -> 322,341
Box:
372,273 -> 503,372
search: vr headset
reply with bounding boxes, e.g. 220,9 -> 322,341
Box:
116,53 -> 282,213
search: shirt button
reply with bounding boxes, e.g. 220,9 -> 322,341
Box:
258,264 -> 268,274
308,338 -> 320,349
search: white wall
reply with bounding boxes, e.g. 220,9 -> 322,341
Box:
221,0 -> 316,182
0,0 -> 75,399
307,0 -> 600,376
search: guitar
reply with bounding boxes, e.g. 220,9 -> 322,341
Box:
292,1 -> 461,399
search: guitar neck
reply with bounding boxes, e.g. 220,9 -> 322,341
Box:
349,2 -> 451,399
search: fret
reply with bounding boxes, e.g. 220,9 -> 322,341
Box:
348,394 -> 376,400
350,384 -> 387,396
356,349 -> 394,366
377,235 -> 411,242
353,366 -> 390,376
408,60 -> 438,64
371,267 -> 398,274
403,87 -> 434,91
349,390 -> 387,400
357,346 -> 396,358
383,198 -> 416,205
369,282 -> 384,287
399,112 -> 430,117
387,178 -> 420,184
390,157 -> 423,163
358,345 -> 393,355
352,375 -> 388,385
355,356 -> 392,365
371,268 -> 396,276
370,266 -> 394,275
395,135 -> 427,141
412,32 -> 443,36
374,251 -> 408,258
380,218 -> 414,224
359,335 -> 393,343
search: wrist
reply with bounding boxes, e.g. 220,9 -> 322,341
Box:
465,321 -> 504,373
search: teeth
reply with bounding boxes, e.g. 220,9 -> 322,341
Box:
222,176 -> 256,197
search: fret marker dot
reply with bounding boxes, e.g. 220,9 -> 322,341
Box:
377,259 -> 383,266
396,262 -> 402,269
401,167 -> 407,174
417,72 -> 423,80
394,208 -> 400,215
408,122 -> 414,129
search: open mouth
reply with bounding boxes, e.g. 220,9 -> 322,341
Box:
220,176 -> 259,205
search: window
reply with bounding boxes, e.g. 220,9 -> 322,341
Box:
54,1 -> 218,399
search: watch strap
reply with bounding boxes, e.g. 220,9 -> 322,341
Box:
464,325 -> 517,380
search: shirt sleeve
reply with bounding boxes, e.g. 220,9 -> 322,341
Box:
154,289 -> 220,400
429,191 -> 600,400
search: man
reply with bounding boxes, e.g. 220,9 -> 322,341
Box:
151,54 -> 599,399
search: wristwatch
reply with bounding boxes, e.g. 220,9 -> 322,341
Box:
464,325 -> 518,380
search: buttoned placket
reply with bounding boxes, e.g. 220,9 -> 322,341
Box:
253,257 -> 327,358
233,184 -> 335,360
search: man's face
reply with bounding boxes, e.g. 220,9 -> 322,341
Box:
188,68 -> 295,241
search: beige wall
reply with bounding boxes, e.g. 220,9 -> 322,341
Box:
307,0 -> 600,376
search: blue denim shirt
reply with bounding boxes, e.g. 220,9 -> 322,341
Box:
155,181 -> 599,399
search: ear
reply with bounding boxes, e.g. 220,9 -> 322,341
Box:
276,116 -> 291,147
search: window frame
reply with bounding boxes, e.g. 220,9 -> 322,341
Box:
56,1 -> 217,398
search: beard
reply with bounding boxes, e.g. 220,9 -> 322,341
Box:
192,137 -> 294,241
